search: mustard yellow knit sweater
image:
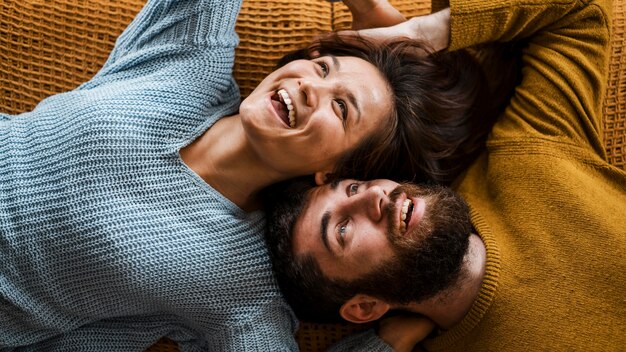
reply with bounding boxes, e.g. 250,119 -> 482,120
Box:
424,0 -> 626,350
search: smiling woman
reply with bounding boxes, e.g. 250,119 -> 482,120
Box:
275,34 -> 498,184
237,52 -> 392,179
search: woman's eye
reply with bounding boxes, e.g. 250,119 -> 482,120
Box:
347,183 -> 359,196
318,62 -> 329,77
335,100 -> 348,120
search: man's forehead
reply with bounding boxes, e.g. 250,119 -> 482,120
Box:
306,180 -> 342,207
292,183 -> 338,252
329,178 -> 342,190
295,185 -> 323,223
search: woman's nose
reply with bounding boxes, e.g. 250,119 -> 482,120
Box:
299,79 -> 317,108
299,78 -> 332,109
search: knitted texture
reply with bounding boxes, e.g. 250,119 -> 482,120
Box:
0,0 -> 400,350
424,0 -> 626,350
0,0 -> 332,110
0,0 -> 303,350
235,0 -> 332,97
604,0 -> 626,168
0,0 -> 145,114
2,0 -> 626,351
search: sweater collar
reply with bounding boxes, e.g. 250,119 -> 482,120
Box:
423,205 -> 501,350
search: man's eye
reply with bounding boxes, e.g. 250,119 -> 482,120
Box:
338,223 -> 347,245
318,62 -> 329,77
347,183 -> 359,196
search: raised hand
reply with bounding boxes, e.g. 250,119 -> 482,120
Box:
337,8 -> 450,52
377,314 -> 436,352
343,0 -> 406,30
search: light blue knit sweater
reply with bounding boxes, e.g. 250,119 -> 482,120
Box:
0,0 -> 391,351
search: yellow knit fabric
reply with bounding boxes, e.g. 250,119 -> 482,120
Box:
1,0 -> 624,351
426,0 -> 626,350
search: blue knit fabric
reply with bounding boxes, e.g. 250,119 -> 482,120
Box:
0,0 -> 391,351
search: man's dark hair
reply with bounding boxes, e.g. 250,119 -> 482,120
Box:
262,176 -> 356,322
262,178 -> 472,323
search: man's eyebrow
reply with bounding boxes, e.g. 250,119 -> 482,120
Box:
329,54 -> 362,124
330,178 -> 340,190
320,211 -> 332,254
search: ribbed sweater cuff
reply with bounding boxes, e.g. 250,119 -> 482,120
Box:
448,0 -> 510,51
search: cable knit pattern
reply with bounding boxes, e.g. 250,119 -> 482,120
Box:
0,0 -> 391,350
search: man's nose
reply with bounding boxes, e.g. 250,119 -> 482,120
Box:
348,185 -> 386,222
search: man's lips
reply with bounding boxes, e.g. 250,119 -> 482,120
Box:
406,196 -> 426,236
394,193 -> 426,236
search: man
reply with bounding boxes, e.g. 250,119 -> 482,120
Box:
264,0 -> 626,350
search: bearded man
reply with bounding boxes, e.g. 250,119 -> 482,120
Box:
263,0 -> 626,350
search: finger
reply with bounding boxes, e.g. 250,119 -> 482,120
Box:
413,318 -> 436,339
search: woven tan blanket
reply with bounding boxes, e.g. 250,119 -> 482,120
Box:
1,1 -> 624,351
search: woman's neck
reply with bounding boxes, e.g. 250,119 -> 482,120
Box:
179,114 -> 283,211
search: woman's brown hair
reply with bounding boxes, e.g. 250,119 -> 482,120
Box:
277,34 -> 519,184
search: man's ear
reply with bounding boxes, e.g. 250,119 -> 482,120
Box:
314,170 -> 334,185
339,294 -> 390,324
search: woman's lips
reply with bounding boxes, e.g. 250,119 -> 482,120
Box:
269,93 -> 291,127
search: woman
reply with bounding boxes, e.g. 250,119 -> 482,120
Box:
0,0 -> 496,350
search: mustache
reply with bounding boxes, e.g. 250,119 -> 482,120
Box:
386,183 -> 443,244
385,183 -> 421,241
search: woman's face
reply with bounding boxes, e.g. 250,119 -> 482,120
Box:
239,55 -> 393,176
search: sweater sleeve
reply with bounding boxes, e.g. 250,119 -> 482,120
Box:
327,329 -> 395,352
193,299 -> 300,351
448,0 -> 611,156
92,0 -> 242,80
196,302 -> 393,352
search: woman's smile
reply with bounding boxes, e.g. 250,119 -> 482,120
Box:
239,55 -> 393,175
269,90 -> 292,128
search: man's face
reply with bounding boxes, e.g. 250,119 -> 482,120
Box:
292,179 -> 468,283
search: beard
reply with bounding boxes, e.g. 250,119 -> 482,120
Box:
347,183 -> 472,305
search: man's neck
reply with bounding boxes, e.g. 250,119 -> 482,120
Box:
406,233 -> 486,329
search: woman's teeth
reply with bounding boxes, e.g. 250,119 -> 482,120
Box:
399,199 -> 413,233
277,89 -> 295,128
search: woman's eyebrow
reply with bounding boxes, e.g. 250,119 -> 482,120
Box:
347,91 -> 361,124
328,54 -> 362,123
329,54 -> 341,71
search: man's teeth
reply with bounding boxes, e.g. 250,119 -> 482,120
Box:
399,199 -> 413,233
277,89 -> 295,128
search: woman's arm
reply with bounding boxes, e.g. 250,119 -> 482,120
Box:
95,0 -> 242,79
340,7 -> 450,51
341,0 -> 406,29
